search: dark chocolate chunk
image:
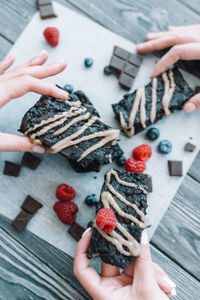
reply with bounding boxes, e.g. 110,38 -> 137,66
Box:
147,176 -> 153,193
184,142 -> 196,152
21,152 -> 42,170
39,5 -> 57,19
87,168 -> 149,268
38,0 -> 52,6
3,161 -> 21,177
11,210 -> 32,232
195,86 -> 200,94
109,46 -> 142,89
168,160 -> 183,176
19,90 -> 123,173
68,223 -> 85,241
21,195 -> 43,215
112,66 -> 194,136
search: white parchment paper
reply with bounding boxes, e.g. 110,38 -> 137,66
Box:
0,2 -> 200,258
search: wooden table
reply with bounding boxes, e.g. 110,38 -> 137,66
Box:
0,1 -> 199,299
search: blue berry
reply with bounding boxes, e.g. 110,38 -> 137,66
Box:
64,84 -> 74,94
104,66 -> 114,75
84,57 -> 93,68
87,220 -> 93,228
85,194 -> 98,206
146,127 -> 160,140
157,140 -> 172,154
117,155 -> 126,167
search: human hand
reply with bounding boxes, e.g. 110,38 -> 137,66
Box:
74,228 -> 176,300
0,50 -> 68,152
136,24 -> 200,113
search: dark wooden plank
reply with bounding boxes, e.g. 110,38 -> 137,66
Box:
177,0 -> 200,14
0,213 -> 199,300
0,35 -> 12,60
188,151 -> 200,183
152,174 -> 200,280
0,214 -> 91,300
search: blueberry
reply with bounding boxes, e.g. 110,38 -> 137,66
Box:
157,140 -> 172,154
87,220 -> 93,228
104,66 -> 114,75
84,57 -> 93,68
64,84 -> 74,94
146,127 -> 160,140
117,155 -> 126,167
85,194 -> 98,206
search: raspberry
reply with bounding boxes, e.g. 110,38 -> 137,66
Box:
125,158 -> 146,173
56,184 -> 76,201
96,208 -> 116,233
43,27 -> 59,47
53,201 -> 78,225
132,144 -> 152,162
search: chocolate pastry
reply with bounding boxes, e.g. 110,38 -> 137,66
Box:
87,168 -> 149,268
112,66 -> 193,137
19,90 -> 123,173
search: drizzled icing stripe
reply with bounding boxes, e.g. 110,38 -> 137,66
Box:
162,69 -> 175,116
140,87 -> 146,129
150,78 -> 158,123
93,169 -> 149,257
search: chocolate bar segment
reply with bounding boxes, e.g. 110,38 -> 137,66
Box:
184,142 -> 196,152
109,46 -> 142,90
3,161 -> 21,177
37,0 -> 57,19
168,160 -> 183,176
112,66 -> 193,137
11,210 -> 32,232
68,223 -> 85,241
87,168 -> 149,268
19,90 -> 123,173
21,195 -> 43,215
147,176 -> 153,193
21,152 -> 42,170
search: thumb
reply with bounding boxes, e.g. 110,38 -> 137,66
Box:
0,132 -> 45,153
184,93 -> 200,113
133,230 -> 156,285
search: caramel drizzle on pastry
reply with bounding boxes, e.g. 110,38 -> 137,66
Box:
25,104 -> 119,161
120,69 -> 176,136
93,169 -> 150,257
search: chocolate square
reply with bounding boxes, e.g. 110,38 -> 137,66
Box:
21,152 -> 42,170
184,142 -> 196,152
147,176 -> 153,193
128,54 -> 142,66
195,86 -> 200,94
68,223 -> 85,241
119,73 -> 134,89
38,0 -> 52,6
114,46 -> 129,60
168,160 -> 183,176
110,56 -> 125,73
39,4 -> 57,19
21,195 -> 43,215
3,161 -> 21,177
11,210 -> 32,232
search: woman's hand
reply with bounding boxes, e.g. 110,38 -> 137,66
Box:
74,228 -> 176,300
0,50 -> 68,152
136,24 -> 200,113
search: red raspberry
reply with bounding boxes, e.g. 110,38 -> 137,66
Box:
53,201 -> 78,225
96,208 -> 116,233
56,184 -> 76,201
132,144 -> 152,162
125,158 -> 146,173
43,27 -> 59,47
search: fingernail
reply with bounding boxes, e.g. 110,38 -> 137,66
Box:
163,276 -> 176,288
82,227 -> 92,238
32,145 -> 45,153
38,49 -> 48,57
141,230 -> 148,245
30,50 -> 48,64
58,59 -> 66,65
171,288 -> 177,296
137,43 -> 144,50
184,102 -> 196,113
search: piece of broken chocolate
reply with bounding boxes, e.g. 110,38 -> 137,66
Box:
19,90 -> 123,173
68,222 -> 85,241
21,152 -> 42,170
112,66 -> 193,137
37,0 -> 57,19
147,176 -> 153,193
3,161 -> 21,177
21,195 -> 43,215
168,160 -> 183,176
87,168 -> 149,268
11,210 -> 32,232
184,142 -> 196,152
109,46 -> 142,90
